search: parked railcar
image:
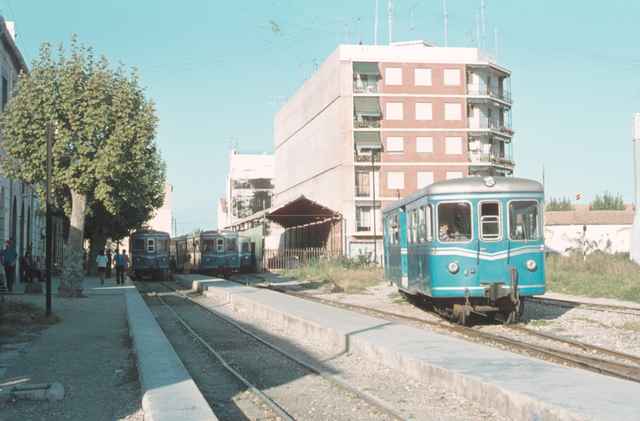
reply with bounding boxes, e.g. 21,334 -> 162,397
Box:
383,176 -> 545,324
171,230 -> 241,275
238,235 -> 255,273
129,230 -> 171,281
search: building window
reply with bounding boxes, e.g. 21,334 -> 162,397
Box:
385,102 -> 403,120
417,171 -> 434,189
416,137 -> 433,153
444,103 -> 462,120
414,68 -> 432,86
356,206 -> 372,232
355,171 -> 371,197
386,137 -> 404,152
444,68 -> 461,86
446,171 -> 464,180
415,102 -> 433,120
384,67 -> 402,85
1,76 -> 8,111
438,202 -> 472,242
387,172 -> 405,189
445,137 -> 463,154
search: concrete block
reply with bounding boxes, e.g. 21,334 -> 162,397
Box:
126,286 -> 218,421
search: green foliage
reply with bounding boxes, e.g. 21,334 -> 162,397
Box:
546,253 -> 640,303
589,192 -> 625,211
0,36 -> 165,242
545,197 -> 574,211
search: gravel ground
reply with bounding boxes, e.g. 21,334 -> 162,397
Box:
0,283 -> 143,421
145,284 -> 396,421
185,282 -> 507,421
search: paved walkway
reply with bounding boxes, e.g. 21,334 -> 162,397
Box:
0,276 -> 143,421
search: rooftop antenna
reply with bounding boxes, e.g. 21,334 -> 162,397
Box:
388,0 -> 393,44
443,0 -> 449,47
374,0 -> 379,45
480,0 -> 486,49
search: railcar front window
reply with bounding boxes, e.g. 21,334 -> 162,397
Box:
226,238 -> 237,252
509,201 -> 540,241
202,240 -> 215,253
147,239 -> 155,253
132,239 -> 144,250
241,242 -> 249,253
480,202 -> 501,241
438,202 -> 472,242
216,239 -> 224,253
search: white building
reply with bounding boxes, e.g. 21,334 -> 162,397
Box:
218,150 -> 274,229
147,183 -> 173,235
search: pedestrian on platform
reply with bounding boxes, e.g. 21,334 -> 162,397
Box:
105,249 -> 112,279
2,240 -> 17,292
114,249 -> 125,285
96,250 -> 107,286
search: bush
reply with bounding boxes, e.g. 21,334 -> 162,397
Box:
590,192 -> 625,210
546,197 -> 574,211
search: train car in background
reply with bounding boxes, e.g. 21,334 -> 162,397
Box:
129,230 -> 171,281
383,176 -> 545,324
171,230 -> 241,275
238,235 -> 255,273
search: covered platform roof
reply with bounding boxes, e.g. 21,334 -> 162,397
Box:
266,195 -> 340,228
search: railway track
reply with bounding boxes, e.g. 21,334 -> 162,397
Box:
136,281 -> 406,421
525,296 -> 640,317
241,281 -> 640,384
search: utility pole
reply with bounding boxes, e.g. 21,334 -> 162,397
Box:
45,123 -> 53,316
371,150 -> 377,264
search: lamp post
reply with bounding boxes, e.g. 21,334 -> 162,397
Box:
371,149 -> 377,264
45,123 -> 52,316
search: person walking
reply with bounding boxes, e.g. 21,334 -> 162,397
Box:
105,249 -> 113,279
96,250 -> 108,286
2,240 -> 17,292
114,249 -> 125,285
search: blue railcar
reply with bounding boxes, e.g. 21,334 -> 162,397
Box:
171,230 -> 241,275
129,230 -> 171,281
383,176 -> 545,324
238,235 -> 255,273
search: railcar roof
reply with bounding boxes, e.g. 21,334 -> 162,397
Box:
383,176 -> 543,213
131,229 -> 170,237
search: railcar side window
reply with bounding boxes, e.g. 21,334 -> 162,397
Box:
425,205 -> 433,241
416,207 -> 425,242
147,239 -> 155,252
408,209 -> 418,243
388,214 -> 400,245
438,202 -> 472,242
480,202 -> 501,241
509,201 -> 540,241
216,238 -> 224,253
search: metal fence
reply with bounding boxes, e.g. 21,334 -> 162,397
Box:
262,247 -> 340,270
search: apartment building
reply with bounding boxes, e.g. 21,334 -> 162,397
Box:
217,150 -> 274,229
274,42 -> 514,258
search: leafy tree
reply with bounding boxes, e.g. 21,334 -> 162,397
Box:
590,192 -> 625,211
546,197 -> 574,211
0,37 -> 165,295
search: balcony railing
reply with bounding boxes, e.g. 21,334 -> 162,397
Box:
354,152 -> 381,163
468,118 -> 513,136
353,82 -> 379,94
467,86 -> 512,103
469,153 -> 515,167
354,118 -> 381,128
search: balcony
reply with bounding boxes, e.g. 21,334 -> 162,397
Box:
469,153 -> 515,168
467,86 -> 512,104
354,151 -> 381,163
354,118 -> 381,128
353,81 -> 379,94
468,118 -> 514,137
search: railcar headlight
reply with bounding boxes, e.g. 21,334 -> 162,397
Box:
526,259 -> 537,271
448,261 -> 460,274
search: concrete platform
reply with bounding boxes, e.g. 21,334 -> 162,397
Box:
126,283 -> 218,421
176,274 -> 640,421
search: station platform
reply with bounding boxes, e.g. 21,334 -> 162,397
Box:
176,273 -> 640,421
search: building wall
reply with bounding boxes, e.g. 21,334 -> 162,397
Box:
545,224 -> 632,255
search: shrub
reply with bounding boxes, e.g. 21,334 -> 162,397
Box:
546,197 -> 574,211
590,192 -> 625,210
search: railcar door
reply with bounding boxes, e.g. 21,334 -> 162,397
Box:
477,200 -> 508,286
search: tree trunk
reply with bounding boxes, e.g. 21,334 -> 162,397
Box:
88,232 -> 107,276
59,190 -> 87,297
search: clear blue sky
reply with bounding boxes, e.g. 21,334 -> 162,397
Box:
3,1 -> 638,233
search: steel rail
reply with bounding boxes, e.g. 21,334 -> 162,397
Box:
246,282 -> 640,383
137,282 -> 296,421
526,296 -> 640,317
158,282 -> 409,421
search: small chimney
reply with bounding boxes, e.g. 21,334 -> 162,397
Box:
4,21 -> 15,41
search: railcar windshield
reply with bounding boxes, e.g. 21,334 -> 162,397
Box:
509,200 -> 541,241
216,238 -> 224,253
226,238 -> 237,252
132,239 -> 145,250
241,242 -> 250,253
438,202 -> 472,242
480,202 -> 501,241
202,240 -> 216,253
147,239 -> 155,252
156,239 -> 169,252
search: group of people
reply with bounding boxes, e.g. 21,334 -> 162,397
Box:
96,248 -> 129,286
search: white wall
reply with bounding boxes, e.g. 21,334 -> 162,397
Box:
545,224 -> 632,255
